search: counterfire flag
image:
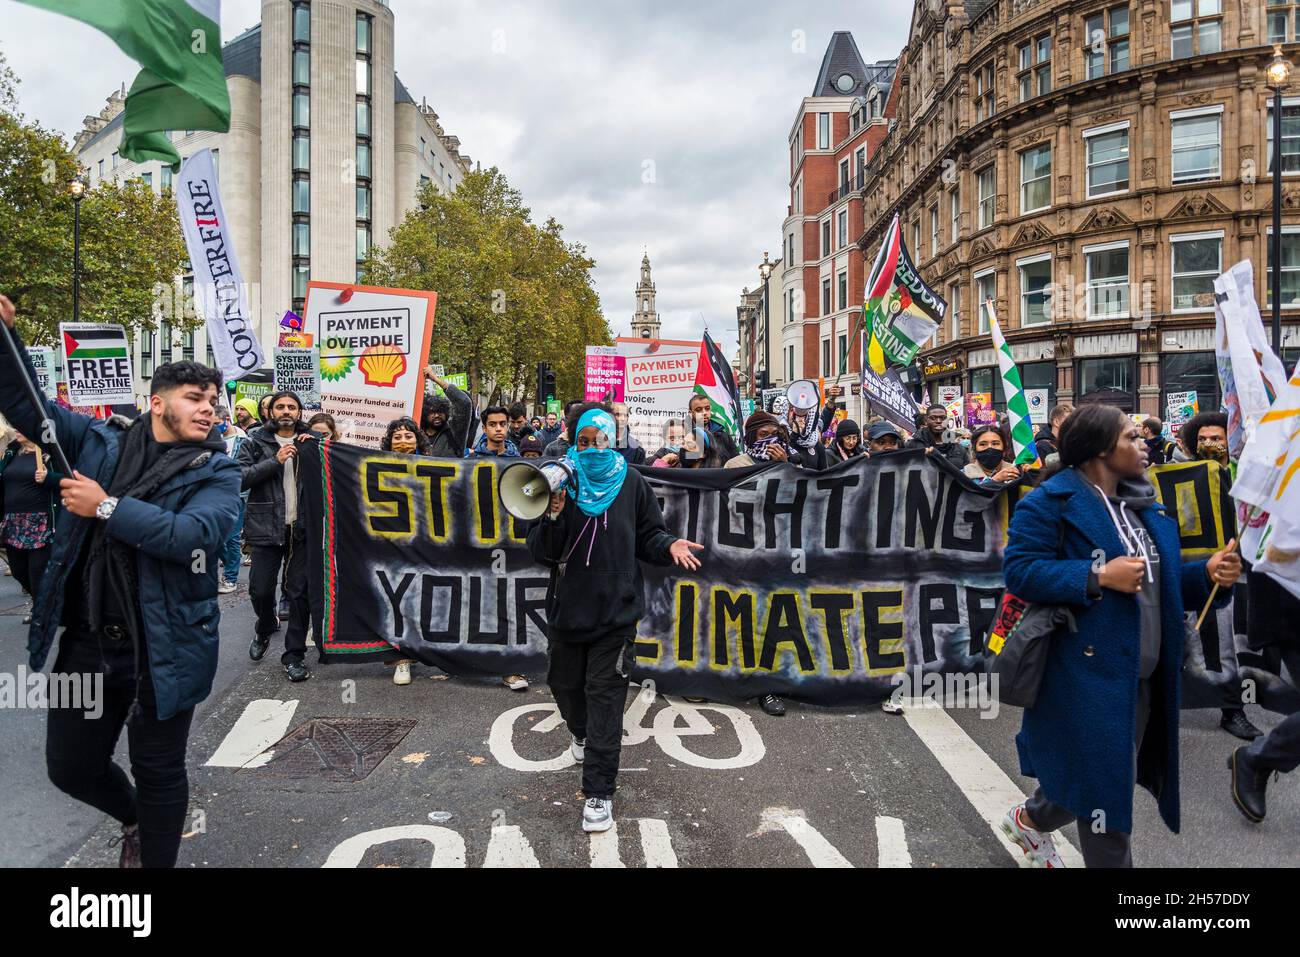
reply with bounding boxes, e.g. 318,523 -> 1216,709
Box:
986,300 -> 1039,467
862,213 -> 944,375
176,148 -> 265,381
17,0 -> 231,167
693,331 -> 742,437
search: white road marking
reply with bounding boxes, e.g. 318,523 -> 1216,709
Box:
758,808 -> 853,867
874,816 -> 911,868
484,824 -> 540,868
588,823 -> 624,868
902,701 -> 1084,867
636,818 -> 678,868
322,825 -> 466,868
204,698 -> 298,768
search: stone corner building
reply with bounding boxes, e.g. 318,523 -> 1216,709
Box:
860,0 -> 1300,418
72,0 -> 473,399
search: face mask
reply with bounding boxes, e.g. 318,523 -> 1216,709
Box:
976,448 -> 1004,471
665,444 -> 681,455
392,439 -> 418,454
216,422 -> 228,435
1198,441 -> 1228,464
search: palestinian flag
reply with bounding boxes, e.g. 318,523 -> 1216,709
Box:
62,325 -> 128,361
693,331 -> 742,438
986,300 -> 1040,467
17,0 -> 230,167
863,214 -> 902,375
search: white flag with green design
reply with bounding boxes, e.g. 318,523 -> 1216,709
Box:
986,299 -> 1040,466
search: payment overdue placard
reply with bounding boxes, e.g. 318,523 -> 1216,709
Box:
303,282 -> 437,448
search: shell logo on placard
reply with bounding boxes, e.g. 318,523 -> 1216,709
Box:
359,343 -> 406,387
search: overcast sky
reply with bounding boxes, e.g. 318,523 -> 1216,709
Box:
3,0 -> 910,359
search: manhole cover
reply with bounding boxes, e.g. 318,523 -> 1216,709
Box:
246,717 -> 417,781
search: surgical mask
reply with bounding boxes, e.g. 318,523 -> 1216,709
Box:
1198,441 -> 1228,464
392,439 -> 418,454
216,422 -> 228,435
975,448 -> 1005,471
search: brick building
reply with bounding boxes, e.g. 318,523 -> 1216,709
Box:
775,33 -> 898,420
859,0 -> 1300,419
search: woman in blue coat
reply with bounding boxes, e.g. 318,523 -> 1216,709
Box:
999,404 -> 1240,867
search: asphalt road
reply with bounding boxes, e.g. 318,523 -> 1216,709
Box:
1,570 -> 1296,869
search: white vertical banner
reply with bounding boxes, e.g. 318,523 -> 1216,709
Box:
176,148 -> 265,381
28,347 -> 57,399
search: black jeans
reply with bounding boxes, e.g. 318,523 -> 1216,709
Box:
1248,709 -> 1300,773
1024,679 -> 1152,868
249,528 -> 310,664
6,543 -> 49,598
548,635 -> 634,799
45,630 -> 194,868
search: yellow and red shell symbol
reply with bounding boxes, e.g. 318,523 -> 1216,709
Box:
358,343 -> 407,387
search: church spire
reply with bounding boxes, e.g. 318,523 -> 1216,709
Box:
632,252 -> 661,339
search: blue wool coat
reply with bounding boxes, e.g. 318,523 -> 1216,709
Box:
1003,466 -> 1222,835
0,334 -> 241,721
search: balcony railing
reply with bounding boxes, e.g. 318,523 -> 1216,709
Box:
827,171 -> 866,206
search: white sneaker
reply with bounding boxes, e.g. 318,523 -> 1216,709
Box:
393,660 -> 412,686
502,674 -> 529,691
881,696 -> 905,715
1001,805 -> 1066,868
570,736 -> 585,762
218,581 -> 237,594
582,797 -> 613,833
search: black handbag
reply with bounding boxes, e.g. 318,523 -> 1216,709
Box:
984,592 -> 1075,709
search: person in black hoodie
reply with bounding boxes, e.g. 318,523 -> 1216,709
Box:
237,390 -> 315,681
421,366 -> 473,456
906,404 -> 971,470
527,403 -> 704,834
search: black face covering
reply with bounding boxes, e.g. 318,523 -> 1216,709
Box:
975,448 -> 1005,471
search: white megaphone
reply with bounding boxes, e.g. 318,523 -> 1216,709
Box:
786,378 -> 820,412
498,458 -> 579,521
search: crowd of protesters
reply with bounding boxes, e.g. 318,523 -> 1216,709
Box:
0,275 -> 1294,863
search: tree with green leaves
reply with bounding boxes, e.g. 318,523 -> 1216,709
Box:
362,167 -> 611,402
0,50 -> 188,347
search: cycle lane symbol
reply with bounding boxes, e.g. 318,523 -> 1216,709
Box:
488,683 -> 766,772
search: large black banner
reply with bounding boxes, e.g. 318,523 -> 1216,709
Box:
300,441 -> 1294,711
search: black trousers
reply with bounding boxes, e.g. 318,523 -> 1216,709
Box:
1248,709 -> 1300,773
1024,679 -> 1152,868
5,544 -> 49,598
548,635 -> 634,799
45,630 -> 194,868
249,528 -> 310,664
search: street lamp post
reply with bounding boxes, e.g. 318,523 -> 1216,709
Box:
1268,45 -> 1293,358
759,251 -> 772,397
69,177 -> 86,324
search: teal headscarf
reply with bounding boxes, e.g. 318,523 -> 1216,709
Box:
565,409 -> 627,516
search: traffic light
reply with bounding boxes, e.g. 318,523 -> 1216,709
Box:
537,361 -> 556,402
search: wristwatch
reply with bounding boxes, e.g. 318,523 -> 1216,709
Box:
96,496 -> 119,521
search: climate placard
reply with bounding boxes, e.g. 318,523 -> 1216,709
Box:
616,336 -> 700,450
303,282 -> 437,448
28,347 -> 57,400
274,347 -> 321,408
